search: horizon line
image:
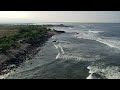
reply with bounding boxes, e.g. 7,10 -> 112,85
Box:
0,22 -> 120,24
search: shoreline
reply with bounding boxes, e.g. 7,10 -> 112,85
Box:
0,28 -> 65,76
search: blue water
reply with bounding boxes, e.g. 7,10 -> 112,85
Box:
2,23 -> 120,79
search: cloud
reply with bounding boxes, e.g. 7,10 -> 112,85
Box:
0,11 -> 120,23
0,11 -> 29,19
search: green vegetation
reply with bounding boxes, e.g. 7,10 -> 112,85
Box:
0,25 -> 51,50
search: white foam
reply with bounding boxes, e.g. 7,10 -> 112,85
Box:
96,38 -> 120,49
88,30 -> 103,34
0,70 -> 15,79
74,30 -> 120,50
56,53 -> 102,62
87,66 -> 91,70
74,31 -> 98,40
56,53 -> 60,59
54,42 -> 65,54
87,66 -> 94,74
59,44 -> 65,54
104,66 -> 120,79
86,73 -> 94,79
54,44 -> 58,49
52,36 -> 55,39
86,66 -> 97,79
54,42 -> 65,59
86,65 -> 120,79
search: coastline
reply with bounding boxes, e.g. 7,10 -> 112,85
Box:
0,26 -> 65,76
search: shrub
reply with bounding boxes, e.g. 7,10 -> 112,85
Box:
0,25 -> 52,50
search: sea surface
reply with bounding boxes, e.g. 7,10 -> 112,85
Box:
2,23 -> 120,79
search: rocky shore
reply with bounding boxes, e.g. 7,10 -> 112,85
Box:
43,24 -> 73,27
0,29 -> 65,75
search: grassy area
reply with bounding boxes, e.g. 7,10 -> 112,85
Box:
0,29 -> 18,38
0,24 -> 20,38
0,25 -> 51,50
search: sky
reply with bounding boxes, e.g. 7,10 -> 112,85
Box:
0,11 -> 120,23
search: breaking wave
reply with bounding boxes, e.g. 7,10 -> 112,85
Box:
0,70 -> 15,79
87,64 -> 120,79
74,30 -> 120,50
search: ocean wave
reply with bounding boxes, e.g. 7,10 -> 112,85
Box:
0,70 -> 15,79
88,30 -> 103,34
87,65 -> 120,79
96,38 -> 120,49
74,30 -> 120,50
74,31 -> 98,40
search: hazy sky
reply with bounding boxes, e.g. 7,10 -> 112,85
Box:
0,11 -> 120,23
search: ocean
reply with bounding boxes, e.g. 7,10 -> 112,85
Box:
2,23 -> 120,79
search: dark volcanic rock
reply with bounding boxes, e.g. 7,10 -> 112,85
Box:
53,40 -> 56,42
53,30 -> 65,33
56,31 -> 65,33
0,30 -> 64,75
44,24 -> 73,27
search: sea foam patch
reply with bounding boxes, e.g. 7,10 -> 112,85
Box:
0,70 -> 15,79
56,53 -> 103,62
87,65 -> 120,79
